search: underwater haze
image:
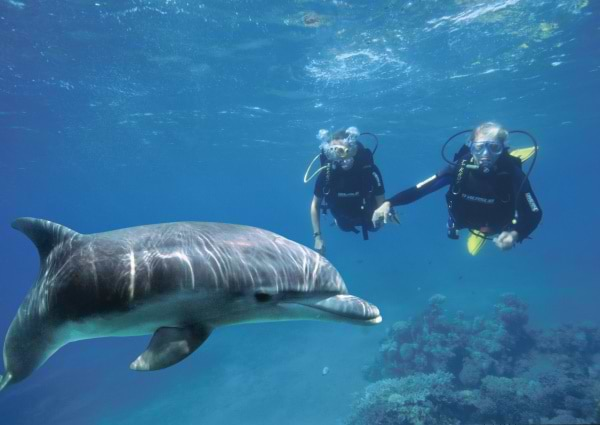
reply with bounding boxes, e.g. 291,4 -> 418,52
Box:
1,0 -> 600,424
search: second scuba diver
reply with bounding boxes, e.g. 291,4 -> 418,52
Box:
306,127 -> 387,255
372,122 -> 542,253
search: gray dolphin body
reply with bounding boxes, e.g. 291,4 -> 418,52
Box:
0,218 -> 381,391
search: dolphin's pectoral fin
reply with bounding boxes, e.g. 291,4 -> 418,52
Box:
0,373 -> 12,392
130,325 -> 211,372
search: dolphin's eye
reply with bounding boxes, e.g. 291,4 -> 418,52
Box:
254,292 -> 272,303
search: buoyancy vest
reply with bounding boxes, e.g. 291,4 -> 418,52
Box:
320,143 -> 377,239
446,151 -> 522,232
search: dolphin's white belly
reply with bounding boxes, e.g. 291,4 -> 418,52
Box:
57,296 -> 205,342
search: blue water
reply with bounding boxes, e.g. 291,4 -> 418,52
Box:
1,1 -> 599,424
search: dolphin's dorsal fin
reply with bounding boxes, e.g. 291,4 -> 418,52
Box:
12,218 -> 79,261
130,325 -> 212,372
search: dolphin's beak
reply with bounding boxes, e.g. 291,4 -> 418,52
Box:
280,294 -> 382,325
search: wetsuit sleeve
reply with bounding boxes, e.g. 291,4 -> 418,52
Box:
313,171 -> 326,198
370,164 -> 385,196
387,165 -> 454,206
510,168 -> 542,241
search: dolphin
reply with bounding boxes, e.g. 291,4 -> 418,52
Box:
0,218 -> 381,391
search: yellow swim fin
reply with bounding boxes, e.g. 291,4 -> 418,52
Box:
510,146 -> 537,162
467,230 -> 487,256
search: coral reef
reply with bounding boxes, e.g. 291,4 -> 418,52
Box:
353,294 -> 600,425
348,372 -> 460,425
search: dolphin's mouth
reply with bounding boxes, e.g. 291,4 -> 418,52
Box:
281,294 -> 382,325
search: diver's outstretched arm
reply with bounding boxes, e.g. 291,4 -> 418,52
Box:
372,167 -> 453,228
386,166 -> 453,207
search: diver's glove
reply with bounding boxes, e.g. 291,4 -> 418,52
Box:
314,233 -> 326,256
493,230 -> 519,251
372,201 -> 400,228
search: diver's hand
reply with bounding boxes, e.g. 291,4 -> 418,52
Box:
314,235 -> 326,256
372,202 -> 399,228
493,231 -> 518,251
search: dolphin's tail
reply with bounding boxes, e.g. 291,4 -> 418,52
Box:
0,373 -> 12,392
12,218 -> 79,262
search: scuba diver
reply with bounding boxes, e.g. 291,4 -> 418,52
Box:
305,127 -> 387,255
372,122 -> 542,254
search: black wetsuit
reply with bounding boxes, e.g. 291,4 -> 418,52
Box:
314,147 -> 385,238
387,151 -> 542,241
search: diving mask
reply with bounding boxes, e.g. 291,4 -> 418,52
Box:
470,140 -> 504,155
329,143 -> 356,159
470,140 -> 504,171
319,126 -> 360,164
322,140 -> 358,163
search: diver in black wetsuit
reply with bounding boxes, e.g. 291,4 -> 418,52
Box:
372,122 -> 542,251
309,127 -> 387,255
